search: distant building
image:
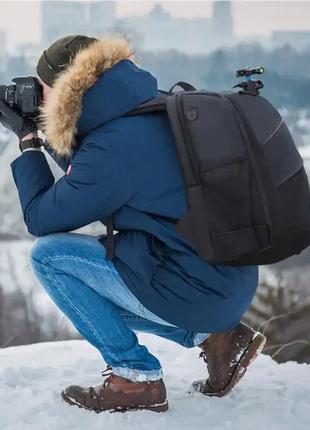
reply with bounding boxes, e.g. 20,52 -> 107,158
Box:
41,1 -> 116,46
0,31 -> 7,57
16,43 -> 44,68
114,1 -> 235,54
211,1 -> 234,49
40,1 -> 236,54
271,31 -> 310,51
88,1 -> 116,37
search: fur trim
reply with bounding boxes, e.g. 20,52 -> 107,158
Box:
37,37 -> 134,156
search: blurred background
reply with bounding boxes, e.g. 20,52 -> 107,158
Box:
0,0 -> 309,363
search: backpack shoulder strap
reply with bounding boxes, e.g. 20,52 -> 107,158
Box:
124,82 -> 197,117
124,91 -> 169,117
104,85 -> 197,261
165,93 -> 200,187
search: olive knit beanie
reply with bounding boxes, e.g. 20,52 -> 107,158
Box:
36,35 -> 98,87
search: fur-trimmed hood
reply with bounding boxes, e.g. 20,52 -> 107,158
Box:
37,37 -> 158,156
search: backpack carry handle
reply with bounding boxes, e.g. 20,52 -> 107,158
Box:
169,81 -> 196,93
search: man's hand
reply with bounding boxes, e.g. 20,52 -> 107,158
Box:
0,99 -> 37,140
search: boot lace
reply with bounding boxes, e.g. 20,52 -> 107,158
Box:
88,365 -> 113,400
199,350 -> 208,364
101,365 -> 113,387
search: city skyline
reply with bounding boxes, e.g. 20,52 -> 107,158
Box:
0,1 -> 310,52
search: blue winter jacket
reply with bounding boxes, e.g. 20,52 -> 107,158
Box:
11,56 -> 258,332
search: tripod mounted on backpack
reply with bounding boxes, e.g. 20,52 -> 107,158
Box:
233,66 -> 265,96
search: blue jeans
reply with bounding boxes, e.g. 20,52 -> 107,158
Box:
30,233 -> 208,382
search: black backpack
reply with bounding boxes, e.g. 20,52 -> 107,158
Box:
105,81 -> 310,266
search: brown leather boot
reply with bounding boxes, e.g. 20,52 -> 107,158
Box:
191,322 -> 266,397
61,366 -> 168,413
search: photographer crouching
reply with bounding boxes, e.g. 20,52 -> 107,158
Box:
0,35 -> 265,414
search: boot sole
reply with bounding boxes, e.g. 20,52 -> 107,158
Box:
193,331 -> 267,397
61,389 -> 169,413
111,401 -> 169,414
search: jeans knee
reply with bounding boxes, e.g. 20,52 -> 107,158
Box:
30,233 -> 67,269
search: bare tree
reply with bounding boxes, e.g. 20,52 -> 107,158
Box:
244,272 -> 310,363
0,250 -> 78,348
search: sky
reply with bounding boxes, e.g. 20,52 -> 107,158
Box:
0,1 -> 310,51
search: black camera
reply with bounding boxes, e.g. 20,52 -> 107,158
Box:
0,76 -> 43,119
236,66 -> 265,78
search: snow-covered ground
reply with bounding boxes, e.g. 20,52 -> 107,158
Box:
1,335 -> 309,430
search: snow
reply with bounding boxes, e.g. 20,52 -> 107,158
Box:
1,335 -> 310,430
299,143 -> 310,160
